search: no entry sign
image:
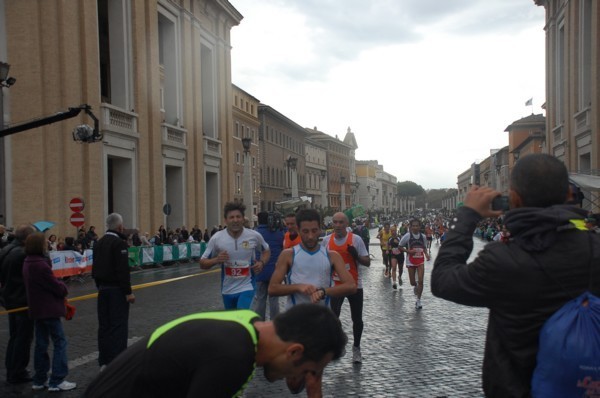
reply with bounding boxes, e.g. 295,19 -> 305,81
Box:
69,197 -> 85,212
70,212 -> 85,228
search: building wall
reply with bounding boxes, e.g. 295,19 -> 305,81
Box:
536,0 -> 599,211
258,105 -> 306,212
232,84 -> 260,218
2,0 -> 241,237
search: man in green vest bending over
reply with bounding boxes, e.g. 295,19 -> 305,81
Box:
84,304 -> 346,398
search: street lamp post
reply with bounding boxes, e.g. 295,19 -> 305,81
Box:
320,169 -> 327,209
242,137 -> 253,228
0,62 -> 17,226
340,175 -> 346,211
286,156 -> 298,198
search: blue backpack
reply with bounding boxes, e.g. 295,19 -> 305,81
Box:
531,235 -> 600,397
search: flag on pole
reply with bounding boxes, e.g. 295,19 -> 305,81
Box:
525,98 -> 533,106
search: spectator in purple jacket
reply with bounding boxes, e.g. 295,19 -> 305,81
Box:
23,233 -> 76,392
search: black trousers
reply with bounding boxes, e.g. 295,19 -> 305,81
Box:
97,287 -> 130,366
6,310 -> 34,382
330,288 -> 364,348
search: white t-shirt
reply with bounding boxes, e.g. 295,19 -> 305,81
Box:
201,228 -> 269,295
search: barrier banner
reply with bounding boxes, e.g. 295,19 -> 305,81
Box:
190,242 -> 203,258
128,246 -> 141,267
141,247 -> 155,264
162,245 -> 173,261
51,249 -> 93,278
178,243 -> 188,259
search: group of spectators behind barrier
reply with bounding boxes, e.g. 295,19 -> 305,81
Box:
48,242 -> 207,278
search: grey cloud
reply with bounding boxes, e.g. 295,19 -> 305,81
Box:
238,0 -> 543,80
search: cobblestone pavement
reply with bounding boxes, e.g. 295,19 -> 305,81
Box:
0,232 -> 489,397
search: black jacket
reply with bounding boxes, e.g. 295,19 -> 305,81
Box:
92,230 -> 132,295
432,205 -> 600,398
0,241 -> 28,309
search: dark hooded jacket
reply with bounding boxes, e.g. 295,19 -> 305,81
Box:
431,205 -> 600,398
0,241 -> 28,309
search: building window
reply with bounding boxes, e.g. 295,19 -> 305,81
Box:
252,156 -> 256,168
200,43 -> 216,137
555,19 -> 565,125
98,0 -> 132,109
235,122 -> 239,138
579,0 -> 592,110
236,152 -> 240,164
158,6 -> 181,126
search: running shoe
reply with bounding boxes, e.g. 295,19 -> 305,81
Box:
393,283 -> 397,289
398,278 -> 403,285
415,299 -> 422,310
352,346 -> 362,363
384,270 -> 389,278
48,381 -> 77,392
32,381 -> 48,391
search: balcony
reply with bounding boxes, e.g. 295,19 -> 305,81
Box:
203,136 -> 222,158
161,123 -> 187,148
100,103 -> 138,137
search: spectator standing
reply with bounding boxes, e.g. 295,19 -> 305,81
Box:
23,233 -> 76,392
251,212 -> 284,320
47,234 -> 58,252
431,154 -> 600,397
0,224 -> 10,249
85,226 -> 98,249
0,224 -> 36,384
92,213 -> 135,369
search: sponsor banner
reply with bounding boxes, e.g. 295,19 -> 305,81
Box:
50,249 -> 93,278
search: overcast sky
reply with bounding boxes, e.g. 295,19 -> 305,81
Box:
229,0 -> 546,189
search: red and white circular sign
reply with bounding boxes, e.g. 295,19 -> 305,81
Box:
70,212 -> 85,228
69,197 -> 85,212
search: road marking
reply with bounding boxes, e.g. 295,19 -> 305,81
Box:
68,336 -> 143,369
0,268 -> 220,315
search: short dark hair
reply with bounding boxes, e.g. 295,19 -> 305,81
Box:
65,237 -> 75,246
295,209 -> 321,228
14,224 -> 35,243
510,154 -> 568,207
257,211 -> 269,225
223,202 -> 245,218
285,213 -> 296,219
274,304 -> 347,362
410,219 -> 421,227
25,232 -> 46,255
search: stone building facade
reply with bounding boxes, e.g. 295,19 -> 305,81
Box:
0,0 -> 241,236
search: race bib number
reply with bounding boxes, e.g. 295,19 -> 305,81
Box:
224,262 -> 250,277
392,248 -> 401,255
408,248 -> 425,265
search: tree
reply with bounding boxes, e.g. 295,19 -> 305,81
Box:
396,181 -> 425,197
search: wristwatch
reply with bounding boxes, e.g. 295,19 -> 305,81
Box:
319,287 -> 327,300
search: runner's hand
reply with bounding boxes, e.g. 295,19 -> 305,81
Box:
126,294 -> 136,304
251,261 -> 264,274
347,245 -> 359,260
464,185 -> 504,218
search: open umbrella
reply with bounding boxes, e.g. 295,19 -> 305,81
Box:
33,221 -> 55,232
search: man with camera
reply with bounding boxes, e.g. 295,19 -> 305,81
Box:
431,154 -> 600,397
